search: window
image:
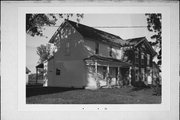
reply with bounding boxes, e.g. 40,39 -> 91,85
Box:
109,46 -> 112,57
141,53 -> 144,65
95,42 -> 99,54
135,51 -> 139,65
65,42 -> 70,56
135,67 -> 139,81
147,54 -> 150,66
56,68 -> 60,75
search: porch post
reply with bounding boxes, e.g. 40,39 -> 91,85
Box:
95,60 -> 99,88
107,65 -> 109,74
117,67 -> 120,86
152,68 -> 154,84
129,66 -> 132,86
107,65 -> 110,87
95,61 -> 97,74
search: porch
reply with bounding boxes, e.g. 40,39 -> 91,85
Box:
35,61 -> 48,86
84,55 -> 132,89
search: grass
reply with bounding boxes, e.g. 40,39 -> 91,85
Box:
26,86 -> 161,104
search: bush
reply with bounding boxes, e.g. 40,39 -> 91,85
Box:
153,78 -> 161,96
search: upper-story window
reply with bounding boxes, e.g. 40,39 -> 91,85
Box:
95,42 -> 99,54
109,46 -> 113,57
147,54 -> 150,66
65,42 -> 70,56
141,52 -> 144,65
135,50 -> 139,65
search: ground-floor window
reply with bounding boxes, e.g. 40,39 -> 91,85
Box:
141,68 -> 145,81
135,67 -> 139,81
56,68 -> 61,75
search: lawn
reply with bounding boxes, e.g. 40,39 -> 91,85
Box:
26,86 -> 161,104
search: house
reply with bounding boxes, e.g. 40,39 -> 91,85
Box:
123,37 -> 157,87
26,67 -> 31,85
36,20 -> 158,89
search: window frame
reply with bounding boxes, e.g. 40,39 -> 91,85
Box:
65,41 -> 70,56
135,50 -> 139,65
141,52 -> 144,65
147,54 -> 150,66
95,42 -> 99,54
56,68 -> 61,75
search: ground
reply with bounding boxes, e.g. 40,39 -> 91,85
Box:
26,86 -> 161,104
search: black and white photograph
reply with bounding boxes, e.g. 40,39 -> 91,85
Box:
1,1 -> 179,120
26,13 -> 162,104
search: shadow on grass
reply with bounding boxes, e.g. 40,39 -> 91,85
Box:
131,87 -> 150,91
26,86 -> 84,97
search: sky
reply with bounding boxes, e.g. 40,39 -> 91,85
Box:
26,14 -> 155,73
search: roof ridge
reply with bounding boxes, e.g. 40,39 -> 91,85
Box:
66,19 -> 122,39
125,36 -> 146,41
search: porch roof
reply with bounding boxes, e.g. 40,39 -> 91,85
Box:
84,55 -> 132,68
26,67 -> 31,74
36,63 -> 44,68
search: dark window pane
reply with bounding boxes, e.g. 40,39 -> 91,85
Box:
95,42 -> 99,54
56,69 -> 60,75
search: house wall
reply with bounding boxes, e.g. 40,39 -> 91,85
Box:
48,60 -> 87,88
99,43 -> 109,57
83,38 -> 123,59
47,58 -> 55,86
54,25 -> 86,60
83,39 -> 95,57
47,23 -> 89,88
131,43 -> 155,87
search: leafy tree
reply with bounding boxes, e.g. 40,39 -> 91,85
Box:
145,13 -> 162,66
36,44 -> 51,63
26,14 -> 84,37
28,14 -> 84,63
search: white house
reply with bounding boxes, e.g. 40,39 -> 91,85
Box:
36,20 -> 158,89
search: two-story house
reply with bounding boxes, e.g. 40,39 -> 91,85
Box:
36,20 -> 157,89
123,37 -> 157,87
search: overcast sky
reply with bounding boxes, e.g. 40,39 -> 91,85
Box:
26,14 -> 154,73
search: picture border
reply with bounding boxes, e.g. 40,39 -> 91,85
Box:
18,5 -> 171,112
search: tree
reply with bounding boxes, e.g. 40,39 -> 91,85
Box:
145,13 -> 162,66
26,14 -> 84,37
36,44 -> 51,63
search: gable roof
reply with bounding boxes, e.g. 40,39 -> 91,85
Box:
125,37 -> 157,56
48,20 -> 156,56
125,37 -> 145,46
49,20 -> 125,47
